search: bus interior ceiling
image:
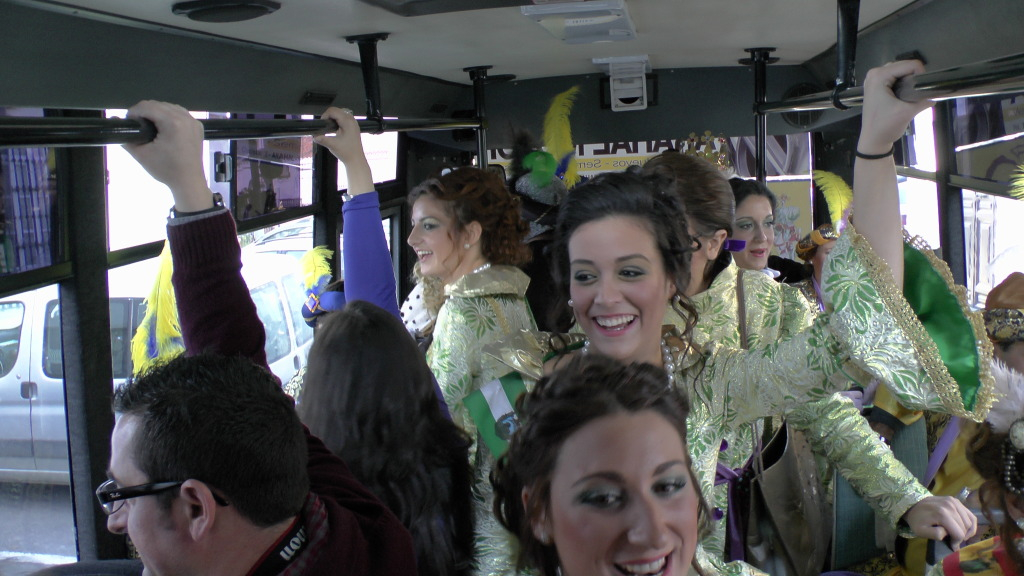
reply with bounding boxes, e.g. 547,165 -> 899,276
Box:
2,0 -> 1023,149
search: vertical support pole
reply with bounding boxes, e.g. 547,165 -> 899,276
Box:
346,33 -> 390,132
835,0 -> 861,92
53,111 -> 125,560
465,66 -> 492,169
312,143 -> 341,274
741,48 -> 777,184
933,100 -> 966,285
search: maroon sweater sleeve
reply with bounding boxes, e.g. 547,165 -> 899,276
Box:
167,210 -> 268,368
167,210 -> 417,576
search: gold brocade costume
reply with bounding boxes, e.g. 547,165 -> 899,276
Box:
682,262 -> 931,575
427,264 -> 537,576
486,227 -> 994,576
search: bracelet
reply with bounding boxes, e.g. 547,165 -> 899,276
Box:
855,145 -> 895,160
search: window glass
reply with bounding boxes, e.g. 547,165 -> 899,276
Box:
0,109 -> 60,275
106,109 -> 231,251
0,302 -> 25,378
241,216 -> 313,261
902,107 -> 937,171
283,273 -> 314,347
0,285 -> 75,567
234,114 -> 315,220
249,282 -> 290,365
952,92 -> 1024,184
963,190 -> 1024,308
898,177 -> 941,249
337,130 -> 399,190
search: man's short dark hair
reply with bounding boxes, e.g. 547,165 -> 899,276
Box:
113,353 -> 309,526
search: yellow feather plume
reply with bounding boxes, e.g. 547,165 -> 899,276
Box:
1010,163 -> 1024,200
300,246 -> 335,291
812,170 -> 854,228
130,242 -> 184,375
542,85 -> 580,188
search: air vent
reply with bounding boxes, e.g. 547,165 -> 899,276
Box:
299,92 -> 337,106
781,83 -> 826,129
357,0 -> 530,17
172,0 -> 281,23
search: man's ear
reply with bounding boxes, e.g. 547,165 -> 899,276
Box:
521,487 -> 552,545
179,479 -> 220,541
462,221 -> 483,249
703,229 -> 728,261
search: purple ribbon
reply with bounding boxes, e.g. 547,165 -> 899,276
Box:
925,416 -> 961,487
714,444 -> 761,562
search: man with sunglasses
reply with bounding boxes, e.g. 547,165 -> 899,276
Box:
88,100 -> 417,576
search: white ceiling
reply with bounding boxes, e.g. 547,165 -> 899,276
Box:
26,0 -> 918,84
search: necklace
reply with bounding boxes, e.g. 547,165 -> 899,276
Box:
581,336 -> 677,388
472,262 -> 492,274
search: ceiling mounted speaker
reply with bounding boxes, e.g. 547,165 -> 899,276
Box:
172,0 -> 281,23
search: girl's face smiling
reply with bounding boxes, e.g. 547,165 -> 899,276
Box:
731,195 -> 775,271
407,194 -> 463,284
568,216 -> 676,367
540,410 -> 700,576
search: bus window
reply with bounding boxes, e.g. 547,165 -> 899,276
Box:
0,302 -> 25,378
0,110 -> 60,276
105,109 -> 231,252
898,177 -> 941,249
963,189 -> 1024,308
248,281 -> 290,364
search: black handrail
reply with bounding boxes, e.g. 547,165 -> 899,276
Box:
0,116 -> 483,148
759,52 -> 1024,114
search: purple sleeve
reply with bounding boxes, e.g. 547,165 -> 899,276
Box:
167,210 -> 269,371
342,192 -> 400,318
342,193 -> 451,420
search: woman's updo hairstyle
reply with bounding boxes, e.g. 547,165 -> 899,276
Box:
408,167 -> 532,267
550,168 -> 698,337
491,353 -> 711,576
642,152 -> 736,287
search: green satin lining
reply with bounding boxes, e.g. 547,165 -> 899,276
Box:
902,244 -> 980,410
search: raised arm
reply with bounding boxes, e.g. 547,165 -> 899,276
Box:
314,107 -> 400,317
123,100 -> 267,367
853,60 -> 933,286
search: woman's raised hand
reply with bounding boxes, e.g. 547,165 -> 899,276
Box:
314,107 -> 374,196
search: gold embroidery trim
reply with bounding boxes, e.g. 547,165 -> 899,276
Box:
849,226 -> 994,421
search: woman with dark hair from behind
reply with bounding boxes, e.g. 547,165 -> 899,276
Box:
492,353 -> 711,576
298,300 -> 474,576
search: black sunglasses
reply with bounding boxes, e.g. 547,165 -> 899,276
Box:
95,479 -> 228,515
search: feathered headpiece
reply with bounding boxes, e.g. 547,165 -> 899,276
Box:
984,360 -> 1024,495
299,246 -> 345,327
130,242 -> 184,375
1010,163 -> 1024,200
812,170 -> 854,230
510,86 -> 581,240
